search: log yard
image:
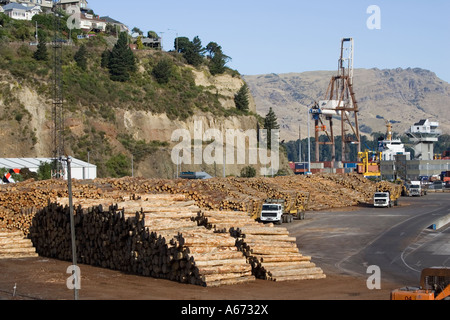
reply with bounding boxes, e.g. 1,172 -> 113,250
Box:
1,174 -> 401,287
0,2 -> 449,311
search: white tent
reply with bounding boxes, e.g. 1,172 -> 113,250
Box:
0,158 -> 97,182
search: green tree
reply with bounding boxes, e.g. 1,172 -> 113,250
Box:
175,36 -> 204,67
105,23 -> 117,36
74,44 -> 88,70
192,36 -> 205,56
108,32 -> 136,81
205,42 -> 220,57
263,107 -> 280,150
206,42 -> 230,75
175,36 -> 191,53
0,12 -> 12,27
234,83 -> 249,112
37,161 -> 52,180
132,27 -> 143,36
147,31 -> 158,38
152,58 -> 173,84
13,24 -> 31,42
106,154 -> 131,177
33,37 -> 48,61
136,36 -> 144,50
240,166 -> 256,178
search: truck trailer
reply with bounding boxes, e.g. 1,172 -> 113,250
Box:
259,199 -> 305,224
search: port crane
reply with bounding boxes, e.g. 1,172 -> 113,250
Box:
310,38 -> 361,163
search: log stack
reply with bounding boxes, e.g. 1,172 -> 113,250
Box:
1,173 -> 402,287
376,180 -> 402,201
30,194 -> 255,287
195,210 -> 326,282
0,229 -> 38,259
1,173 -> 400,235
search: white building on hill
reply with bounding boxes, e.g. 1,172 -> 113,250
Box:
1,2 -> 41,20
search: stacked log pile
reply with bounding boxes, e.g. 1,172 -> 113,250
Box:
1,174 -> 403,235
376,181 -> 403,200
195,210 -> 325,281
0,229 -> 38,259
31,194 -> 254,287
5,174 -> 402,287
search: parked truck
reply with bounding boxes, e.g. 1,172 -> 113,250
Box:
406,180 -> 425,196
373,192 -> 392,208
259,199 -> 305,224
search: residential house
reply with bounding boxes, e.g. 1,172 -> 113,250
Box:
2,2 -> 41,20
55,0 -> 88,13
141,37 -> 162,50
79,12 -> 106,32
100,15 -> 129,34
0,6 -> 4,13
0,0 -> 52,12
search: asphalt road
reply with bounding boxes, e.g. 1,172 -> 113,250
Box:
287,192 -> 450,287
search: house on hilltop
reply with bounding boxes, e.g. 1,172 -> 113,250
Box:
79,12 -> 106,32
1,2 -> 41,21
0,0 -> 52,12
141,37 -> 162,50
101,15 -> 130,34
55,0 -> 88,12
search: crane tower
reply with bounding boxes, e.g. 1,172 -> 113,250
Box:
310,38 -> 361,163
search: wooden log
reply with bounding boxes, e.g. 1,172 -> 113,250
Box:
205,276 -> 256,287
269,267 -> 324,277
255,254 -> 310,263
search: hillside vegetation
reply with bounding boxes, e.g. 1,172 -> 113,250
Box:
0,12 -> 258,178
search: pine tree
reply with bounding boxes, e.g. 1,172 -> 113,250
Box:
152,59 -> 173,84
175,36 -> 204,67
264,107 -> 280,149
136,36 -> 144,50
33,37 -> 48,61
206,42 -> 230,75
234,84 -> 249,112
74,44 -> 88,70
108,32 -> 136,82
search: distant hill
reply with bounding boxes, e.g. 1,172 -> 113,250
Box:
244,68 -> 450,142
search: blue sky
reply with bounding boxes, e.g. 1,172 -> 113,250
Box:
88,0 -> 450,82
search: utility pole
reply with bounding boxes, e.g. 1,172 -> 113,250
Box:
61,156 -> 78,300
52,5 -> 65,179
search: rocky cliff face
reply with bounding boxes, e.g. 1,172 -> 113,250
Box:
244,68 -> 450,142
0,65 -> 290,178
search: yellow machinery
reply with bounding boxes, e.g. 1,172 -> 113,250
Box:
391,268 -> 450,300
357,150 -> 381,178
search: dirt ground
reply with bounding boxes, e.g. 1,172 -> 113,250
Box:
0,256 -> 402,301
